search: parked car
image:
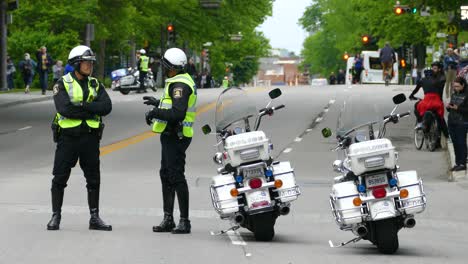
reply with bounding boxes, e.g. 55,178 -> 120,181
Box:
311,78 -> 328,86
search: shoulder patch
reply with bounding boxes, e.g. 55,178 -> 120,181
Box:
53,84 -> 59,95
173,87 -> 183,99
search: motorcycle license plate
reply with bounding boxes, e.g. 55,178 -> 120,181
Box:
278,187 -> 299,197
365,174 -> 388,188
243,167 -> 264,178
246,190 -> 271,209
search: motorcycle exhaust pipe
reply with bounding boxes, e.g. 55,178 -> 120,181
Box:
234,213 -> 245,224
403,217 -> 416,228
352,225 -> 368,237
278,205 -> 290,215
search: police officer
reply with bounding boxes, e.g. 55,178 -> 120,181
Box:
47,45 -> 112,231
137,49 -> 149,93
143,48 -> 196,234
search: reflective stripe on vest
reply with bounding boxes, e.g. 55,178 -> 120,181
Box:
152,73 -> 197,137
55,73 -> 101,129
140,55 -> 149,72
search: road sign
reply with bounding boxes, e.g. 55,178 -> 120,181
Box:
446,24 -> 458,35
436,32 -> 447,38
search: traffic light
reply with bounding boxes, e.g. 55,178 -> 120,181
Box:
343,52 -> 349,60
394,6 -> 404,15
394,5 -> 417,15
411,7 -> 417,14
362,35 -> 370,45
167,23 -> 176,43
400,59 -> 406,68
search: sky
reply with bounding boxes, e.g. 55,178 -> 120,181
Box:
257,0 -> 312,55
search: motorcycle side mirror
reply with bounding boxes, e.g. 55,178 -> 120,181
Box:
268,88 -> 282,99
202,124 -> 212,135
392,93 -> 406,105
322,127 -> 332,138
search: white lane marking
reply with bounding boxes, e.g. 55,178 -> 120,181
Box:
294,137 -> 302,142
227,230 -> 247,246
283,148 -> 293,153
324,108 -> 329,113
18,126 -> 32,131
329,99 -> 336,104
315,117 -> 323,122
306,128 -> 312,132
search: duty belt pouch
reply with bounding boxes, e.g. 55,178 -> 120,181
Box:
51,117 -> 60,143
97,123 -> 105,140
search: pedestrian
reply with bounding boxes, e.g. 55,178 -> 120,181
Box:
18,53 -> 37,94
446,76 -> 468,171
353,54 -> 363,84
329,72 -> 337,85
337,69 -> 345,84
36,46 -> 54,95
143,47 -> 196,234
47,45 -> 112,231
222,76 -> 229,89
379,42 -> 396,81
412,66 -> 418,85
6,56 -> 15,90
52,60 -> 64,84
444,48 -> 460,99
186,57 -> 198,83
136,49 -> 149,93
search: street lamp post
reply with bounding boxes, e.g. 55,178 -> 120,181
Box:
0,0 -> 8,91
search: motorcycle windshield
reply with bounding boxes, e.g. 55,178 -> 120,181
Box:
336,94 -> 385,140
214,87 -> 257,133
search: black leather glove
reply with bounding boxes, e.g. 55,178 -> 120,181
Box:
143,96 -> 159,106
145,110 -> 153,126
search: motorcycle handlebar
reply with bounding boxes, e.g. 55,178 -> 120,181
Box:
273,104 -> 285,111
398,111 -> 411,118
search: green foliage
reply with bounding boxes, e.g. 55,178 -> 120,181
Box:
299,0 -> 459,76
6,0 -> 273,83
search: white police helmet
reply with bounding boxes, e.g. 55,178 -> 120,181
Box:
162,48 -> 187,70
68,45 -> 96,68
139,49 -> 146,55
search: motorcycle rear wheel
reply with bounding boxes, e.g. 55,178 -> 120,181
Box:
374,218 -> 399,254
250,212 -> 276,241
120,89 -> 130,95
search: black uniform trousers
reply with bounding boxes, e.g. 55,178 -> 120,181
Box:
139,71 -> 147,91
160,132 -> 192,219
51,131 -> 101,212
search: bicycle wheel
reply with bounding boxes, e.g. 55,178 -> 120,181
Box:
414,128 -> 424,150
427,118 -> 439,152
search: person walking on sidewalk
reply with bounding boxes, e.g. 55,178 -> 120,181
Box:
36,46 -> 54,95
47,45 -> 112,231
52,60 -> 64,84
18,53 -> 37,94
144,47 -> 196,234
446,76 -> 468,171
6,56 -> 16,90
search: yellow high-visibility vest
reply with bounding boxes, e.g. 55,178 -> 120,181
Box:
152,73 -> 197,137
55,73 -> 100,129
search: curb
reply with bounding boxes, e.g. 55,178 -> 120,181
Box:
446,139 -> 467,182
0,95 -> 53,109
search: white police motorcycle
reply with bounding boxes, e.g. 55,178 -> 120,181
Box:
322,93 -> 426,254
111,67 -> 156,95
202,87 -> 300,241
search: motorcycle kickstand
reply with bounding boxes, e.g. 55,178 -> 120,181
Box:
210,225 -> 240,236
328,237 -> 362,248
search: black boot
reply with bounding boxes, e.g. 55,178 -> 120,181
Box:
87,188 -> 112,231
47,188 -> 64,230
153,214 -> 176,232
89,208 -> 112,231
47,213 -> 61,230
171,218 -> 191,234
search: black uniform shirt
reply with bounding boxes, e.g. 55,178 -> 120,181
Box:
150,82 -> 193,132
53,72 -> 112,128
410,74 -> 446,100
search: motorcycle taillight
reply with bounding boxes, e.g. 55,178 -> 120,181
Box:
249,178 -> 262,189
372,188 -> 387,199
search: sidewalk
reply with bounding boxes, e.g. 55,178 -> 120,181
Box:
0,91 -> 53,108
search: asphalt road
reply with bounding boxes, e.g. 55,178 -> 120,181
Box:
0,84 -> 467,264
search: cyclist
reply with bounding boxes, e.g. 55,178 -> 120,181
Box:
409,61 -> 448,138
379,42 -> 396,81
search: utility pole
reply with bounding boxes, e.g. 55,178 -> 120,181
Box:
0,0 -> 8,91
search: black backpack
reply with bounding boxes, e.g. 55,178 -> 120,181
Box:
23,61 -> 32,75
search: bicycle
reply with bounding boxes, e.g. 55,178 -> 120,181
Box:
411,96 -> 441,152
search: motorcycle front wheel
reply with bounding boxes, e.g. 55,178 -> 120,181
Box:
374,218 -> 399,254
